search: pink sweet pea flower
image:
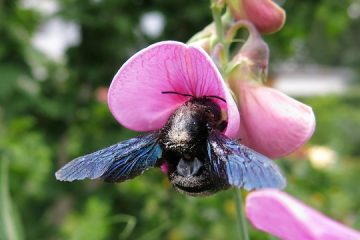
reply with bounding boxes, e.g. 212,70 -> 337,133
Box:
227,0 -> 286,34
108,41 -> 240,139
230,80 -> 316,159
228,21 -> 315,158
246,190 -> 360,240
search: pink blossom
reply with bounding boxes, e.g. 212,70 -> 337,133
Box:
230,80 -> 316,158
227,0 -> 286,34
108,41 -> 240,139
246,190 -> 360,240
228,21 -> 315,158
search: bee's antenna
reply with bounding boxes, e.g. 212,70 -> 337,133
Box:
162,91 -> 226,103
205,95 -> 226,103
161,91 -> 193,97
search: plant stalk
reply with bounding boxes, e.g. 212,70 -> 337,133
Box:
235,188 -> 250,240
210,0 -> 229,74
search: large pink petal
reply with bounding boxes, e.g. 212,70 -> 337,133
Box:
246,190 -> 360,240
108,41 -> 240,138
234,80 -> 315,158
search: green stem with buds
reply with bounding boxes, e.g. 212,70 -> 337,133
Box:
210,2 -> 250,238
210,0 -> 229,74
210,2 -> 251,240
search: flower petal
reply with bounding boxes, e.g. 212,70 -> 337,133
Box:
228,0 -> 286,34
160,162 -> 169,174
232,80 -> 315,158
246,190 -> 360,240
108,41 -> 240,138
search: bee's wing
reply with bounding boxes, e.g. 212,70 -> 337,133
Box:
55,132 -> 162,183
207,131 -> 286,191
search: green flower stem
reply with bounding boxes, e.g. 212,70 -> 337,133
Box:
211,2 -> 225,45
0,154 -> 24,240
235,188 -> 250,240
225,20 -> 259,44
210,0 -> 229,74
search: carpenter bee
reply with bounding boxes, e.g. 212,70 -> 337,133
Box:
56,94 -> 286,196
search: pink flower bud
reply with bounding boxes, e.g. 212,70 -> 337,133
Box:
227,0 -> 286,34
228,20 -> 269,81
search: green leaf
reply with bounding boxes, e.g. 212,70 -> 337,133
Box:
62,197 -> 111,240
0,65 -> 23,99
0,156 -> 24,240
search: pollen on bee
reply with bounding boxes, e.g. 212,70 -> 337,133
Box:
168,128 -> 190,143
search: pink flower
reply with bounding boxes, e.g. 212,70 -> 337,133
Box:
230,80 -> 316,158
246,190 -> 360,240
227,0 -> 286,34
228,21 -> 315,158
108,41 -> 240,139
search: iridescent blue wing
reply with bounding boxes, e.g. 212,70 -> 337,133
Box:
207,131 -> 286,191
55,132 -> 162,183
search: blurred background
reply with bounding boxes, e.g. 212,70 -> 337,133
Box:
0,0 -> 359,239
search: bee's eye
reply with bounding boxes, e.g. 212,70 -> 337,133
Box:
218,121 -> 227,131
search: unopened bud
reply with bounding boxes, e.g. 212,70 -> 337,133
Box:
228,20 -> 269,82
188,23 -> 216,53
227,0 -> 286,34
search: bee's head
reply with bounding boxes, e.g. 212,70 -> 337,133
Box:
165,151 -> 230,196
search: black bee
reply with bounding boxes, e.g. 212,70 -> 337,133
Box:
56,94 -> 286,196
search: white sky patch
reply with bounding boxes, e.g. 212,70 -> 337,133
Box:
274,65 -> 352,97
140,11 -> 165,38
31,18 -> 81,62
20,0 -> 59,15
348,2 -> 360,19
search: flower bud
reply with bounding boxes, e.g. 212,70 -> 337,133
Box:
188,23 -> 216,53
227,0 -> 286,34
228,20 -> 269,82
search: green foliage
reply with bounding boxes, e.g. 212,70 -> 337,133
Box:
0,0 -> 359,239
61,197 -> 111,240
0,158 -> 24,240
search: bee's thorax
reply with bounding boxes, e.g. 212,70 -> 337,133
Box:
159,98 -> 223,154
